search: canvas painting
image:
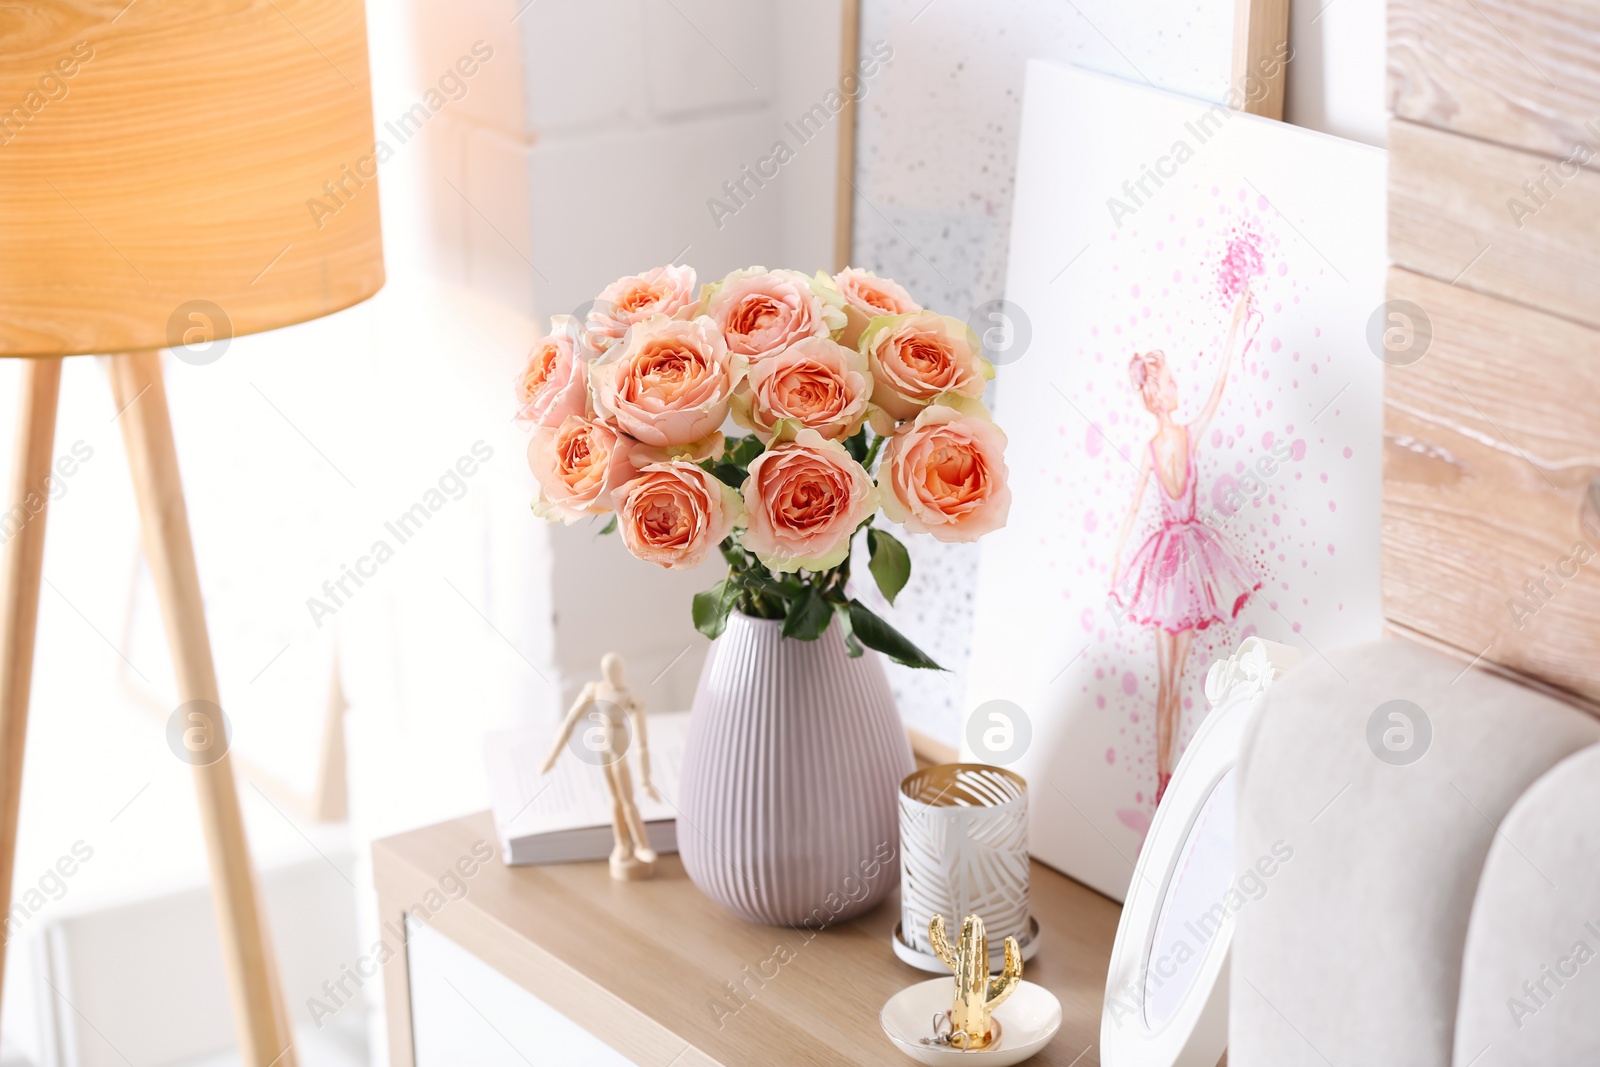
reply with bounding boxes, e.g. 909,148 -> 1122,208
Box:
964,63 -> 1386,902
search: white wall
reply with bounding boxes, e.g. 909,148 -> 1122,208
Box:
406,0 -> 844,321
850,0 -> 1387,746
1285,0 -> 1388,147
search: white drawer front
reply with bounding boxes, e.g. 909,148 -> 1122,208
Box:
407,917 -> 638,1066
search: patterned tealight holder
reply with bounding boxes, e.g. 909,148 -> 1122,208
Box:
894,764 -> 1038,973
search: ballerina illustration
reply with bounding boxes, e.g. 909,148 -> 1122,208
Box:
1109,287 -> 1263,806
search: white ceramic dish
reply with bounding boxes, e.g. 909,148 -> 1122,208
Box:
881,978 -> 1062,1065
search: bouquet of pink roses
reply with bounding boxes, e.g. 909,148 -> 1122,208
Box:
516,264 -> 1010,669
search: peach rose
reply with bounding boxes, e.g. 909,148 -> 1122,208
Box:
879,402 -> 1010,543
586,264 -> 699,351
592,316 -> 744,448
832,267 -> 920,349
528,415 -> 633,524
741,429 -> 876,572
860,311 -> 991,422
514,318 -> 589,428
731,336 -> 871,443
706,267 -> 846,362
611,461 -> 742,570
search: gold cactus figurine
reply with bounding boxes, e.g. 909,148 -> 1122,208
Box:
928,913 -> 1022,1050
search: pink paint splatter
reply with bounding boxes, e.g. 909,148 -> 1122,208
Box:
1216,227 -> 1265,306
1121,672 -> 1139,695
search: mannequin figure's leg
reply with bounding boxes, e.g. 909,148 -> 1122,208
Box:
613,760 -> 655,862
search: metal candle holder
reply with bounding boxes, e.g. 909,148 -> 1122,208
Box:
898,764 -> 1032,971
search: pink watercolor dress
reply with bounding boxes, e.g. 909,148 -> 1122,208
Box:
1116,432 -> 1261,633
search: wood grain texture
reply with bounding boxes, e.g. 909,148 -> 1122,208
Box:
0,0 -> 384,357
1390,119 -> 1600,329
1383,267 -> 1600,707
108,350 -> 296,1067
375,811 -> 1123,1067
0,359 -> 60,1022
1389,0 -> 1600,159
833,0 -> 860,273
1232,0 -> 1290,119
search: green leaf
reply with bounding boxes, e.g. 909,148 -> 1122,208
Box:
842,428 -> 869,463
706,462 -> 746,489
833,600 -> 864,658
720,540 -> 749,569
846,599 -> 943,670
691,579 -> 739,639
727,434 -> 765,468
596,515 -> 618,536
782,586 -> 833,641
769,576 -> 805,599
866,528 -> 911,605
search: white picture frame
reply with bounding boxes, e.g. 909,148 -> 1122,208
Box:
1100,636 -> 1299,1066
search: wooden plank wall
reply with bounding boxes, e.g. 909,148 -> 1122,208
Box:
1386,0 -> 1600,708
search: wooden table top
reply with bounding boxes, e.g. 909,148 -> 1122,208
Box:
374,811 -> 1123,1067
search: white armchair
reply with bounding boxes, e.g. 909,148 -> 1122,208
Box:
1232,638 -> 1600,1065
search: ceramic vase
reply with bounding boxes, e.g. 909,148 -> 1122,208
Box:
678,612 -> 914,926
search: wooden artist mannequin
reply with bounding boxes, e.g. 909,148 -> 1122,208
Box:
539,653 -> 660,880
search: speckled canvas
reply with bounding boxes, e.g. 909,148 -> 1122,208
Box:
965,63 -> 1385,902
850,0 -> 1240,748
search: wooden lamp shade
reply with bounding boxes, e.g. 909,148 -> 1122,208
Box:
0,0 -> 385,357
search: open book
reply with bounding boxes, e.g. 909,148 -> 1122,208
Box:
484,711 -> 686,866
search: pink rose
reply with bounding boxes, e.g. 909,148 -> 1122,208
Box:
861,311 -> 991,421
528,415 -> 634,524
741,429 -> 876,572
611,461 -> 742,570
706,267 -> 846,362
731,336 -> 871,442
832,267 -> 920,349
514,320 -> 589,427
592,316 -> 743,448
586,264 -> 699,351
879,403 -> 1010,543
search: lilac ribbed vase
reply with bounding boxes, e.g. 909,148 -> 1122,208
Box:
678,612 -> 915,927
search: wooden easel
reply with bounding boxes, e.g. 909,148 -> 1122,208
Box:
0,351 -> 296,1064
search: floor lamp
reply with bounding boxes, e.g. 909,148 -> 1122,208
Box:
0,3 -> 384,1063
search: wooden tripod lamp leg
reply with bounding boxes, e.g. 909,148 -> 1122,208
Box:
106,350 -> 298,1067
0,358 -> 63,1019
